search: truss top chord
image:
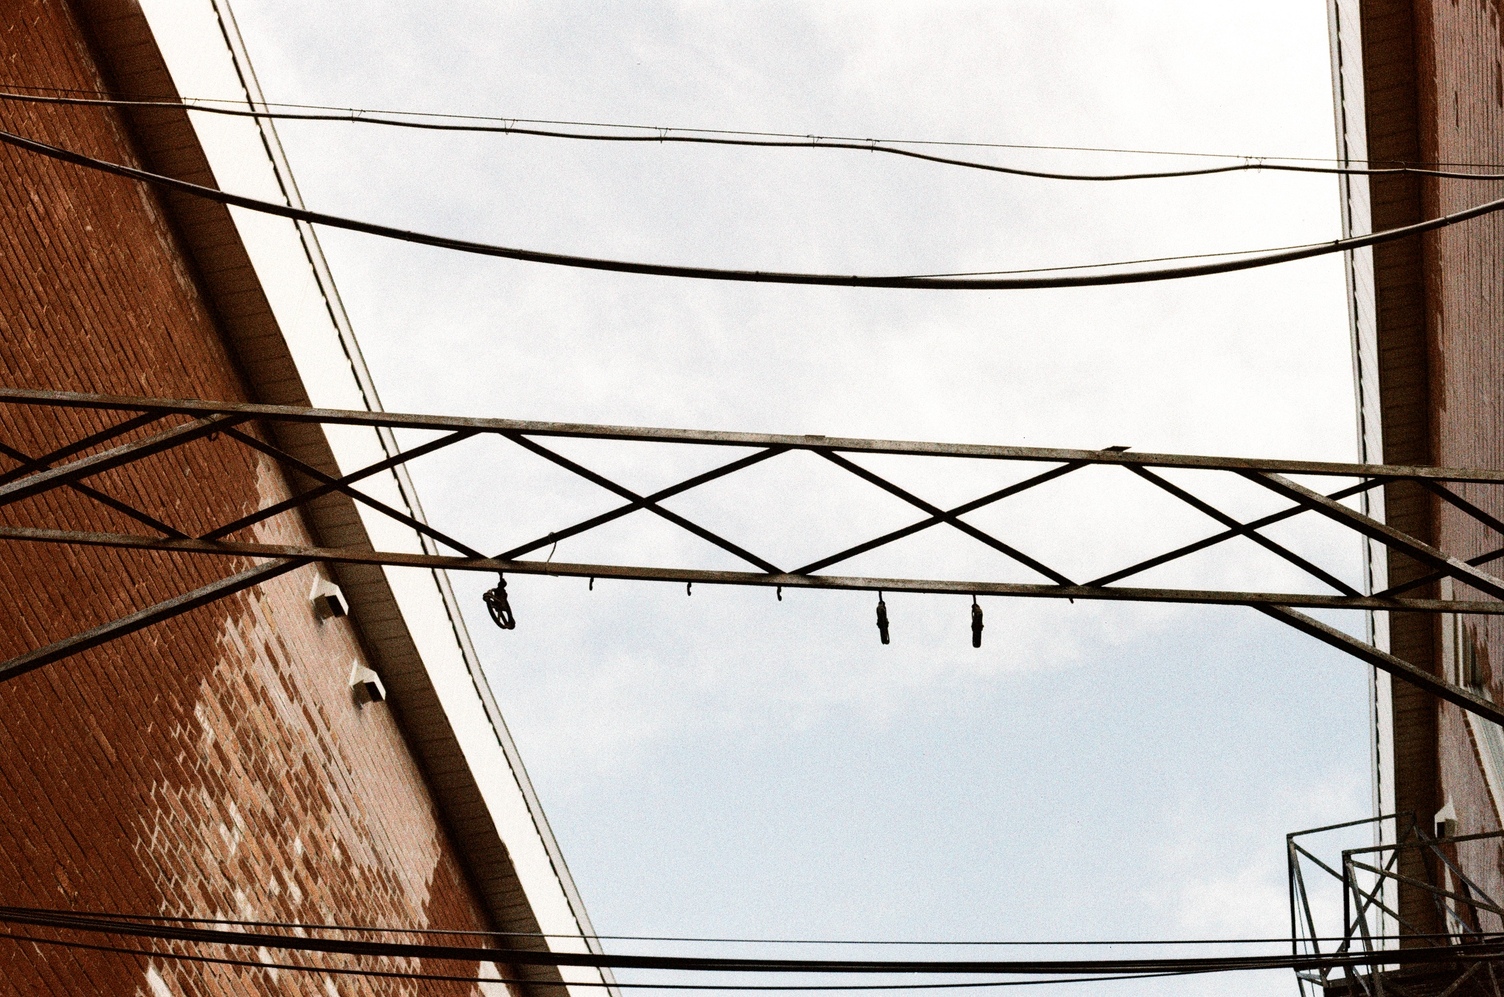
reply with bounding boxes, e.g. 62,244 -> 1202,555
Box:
6,386 -> 1504,482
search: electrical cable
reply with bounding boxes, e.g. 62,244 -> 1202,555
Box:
17,901 -> 1380,948
0,906 -> 1499,978
3,125 -> 1504,291
3,89 -> 1504,183
2,84 -> 1502,169
0,929 -> 1201,991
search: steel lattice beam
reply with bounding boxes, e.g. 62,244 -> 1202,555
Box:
4,386 -> 1504,726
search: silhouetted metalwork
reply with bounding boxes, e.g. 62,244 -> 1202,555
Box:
483,575 -> 517,630
1289,816 -> 1504,997
4,386 -> 1504,721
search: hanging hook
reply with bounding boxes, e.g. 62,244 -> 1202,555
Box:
971,595 -> 984,649
588,577 -> 594,591
876,591 -> 890,645
686,581 -> 693,596
483,574 -> 516,630
776,585 -> 783,602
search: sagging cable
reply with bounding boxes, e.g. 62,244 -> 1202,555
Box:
4,125 -> 1504,290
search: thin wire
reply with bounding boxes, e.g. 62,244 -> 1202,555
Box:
15,903 -> 1360,947
3,906 -> 1499,977
0,930 -> 1199,991
3,89 -> 1504,182
902,242 -> 1320,279
4,125 -> 1504,290
1,82 -> 1501,168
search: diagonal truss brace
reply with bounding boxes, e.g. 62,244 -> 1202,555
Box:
1251,472 -> 1504,602
1260,606 -> 1504,726
0,558 -> 306,683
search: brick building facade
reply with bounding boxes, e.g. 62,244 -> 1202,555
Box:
0,1 -> 607,993
1330,0 -> 1504,938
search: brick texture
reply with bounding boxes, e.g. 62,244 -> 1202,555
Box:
0,2 -> 506,993
1358,0 -> 1445,938
1408,0 -> 1504,924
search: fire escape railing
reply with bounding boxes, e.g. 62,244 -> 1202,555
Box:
1289,815 -> 1504,997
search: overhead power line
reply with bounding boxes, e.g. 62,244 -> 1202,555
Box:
28,903 -> 1357,948
3,126 -> 1504,290
0,930 -> 1198,992
4,89 -> 1504,182
0,905 -> 1500,979
3,83 -> 1503,169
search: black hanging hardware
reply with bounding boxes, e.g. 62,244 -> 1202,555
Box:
483,575 -> 516,630
588,577 -> 594,591
971,595 -> 984,648
687,582 -> 693,596
776,585 -> 783,601
876,592 -> 890,645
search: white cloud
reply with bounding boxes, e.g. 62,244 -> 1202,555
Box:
1174,859 -> 1291,939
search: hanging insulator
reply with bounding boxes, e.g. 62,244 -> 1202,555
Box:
483,575 -> 516,630
971,596 -> 984,648
876,592 -> 890,645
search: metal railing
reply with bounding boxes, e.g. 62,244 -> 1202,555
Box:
1289,814 -> 1504,996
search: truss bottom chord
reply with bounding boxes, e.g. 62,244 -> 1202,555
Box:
4,524 -> 1504,615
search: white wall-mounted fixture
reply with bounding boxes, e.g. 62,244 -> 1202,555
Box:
1435,799 -> 1458,839
309,576 -> 348,619
348,661 -> 386,704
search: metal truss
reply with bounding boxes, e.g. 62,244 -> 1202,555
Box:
1289,815 -> 1504,997
3,387 -> 1504,723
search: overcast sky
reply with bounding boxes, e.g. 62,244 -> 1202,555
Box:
221,4 -> 1371,994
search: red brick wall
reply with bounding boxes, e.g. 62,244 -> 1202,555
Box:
1415,0 -> 1504,921
1355,0 -> 1445,937
0,2 -> 502,992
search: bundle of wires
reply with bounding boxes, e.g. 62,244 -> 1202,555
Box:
1,904 -> 1500,991
1,89 -> 1504,290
